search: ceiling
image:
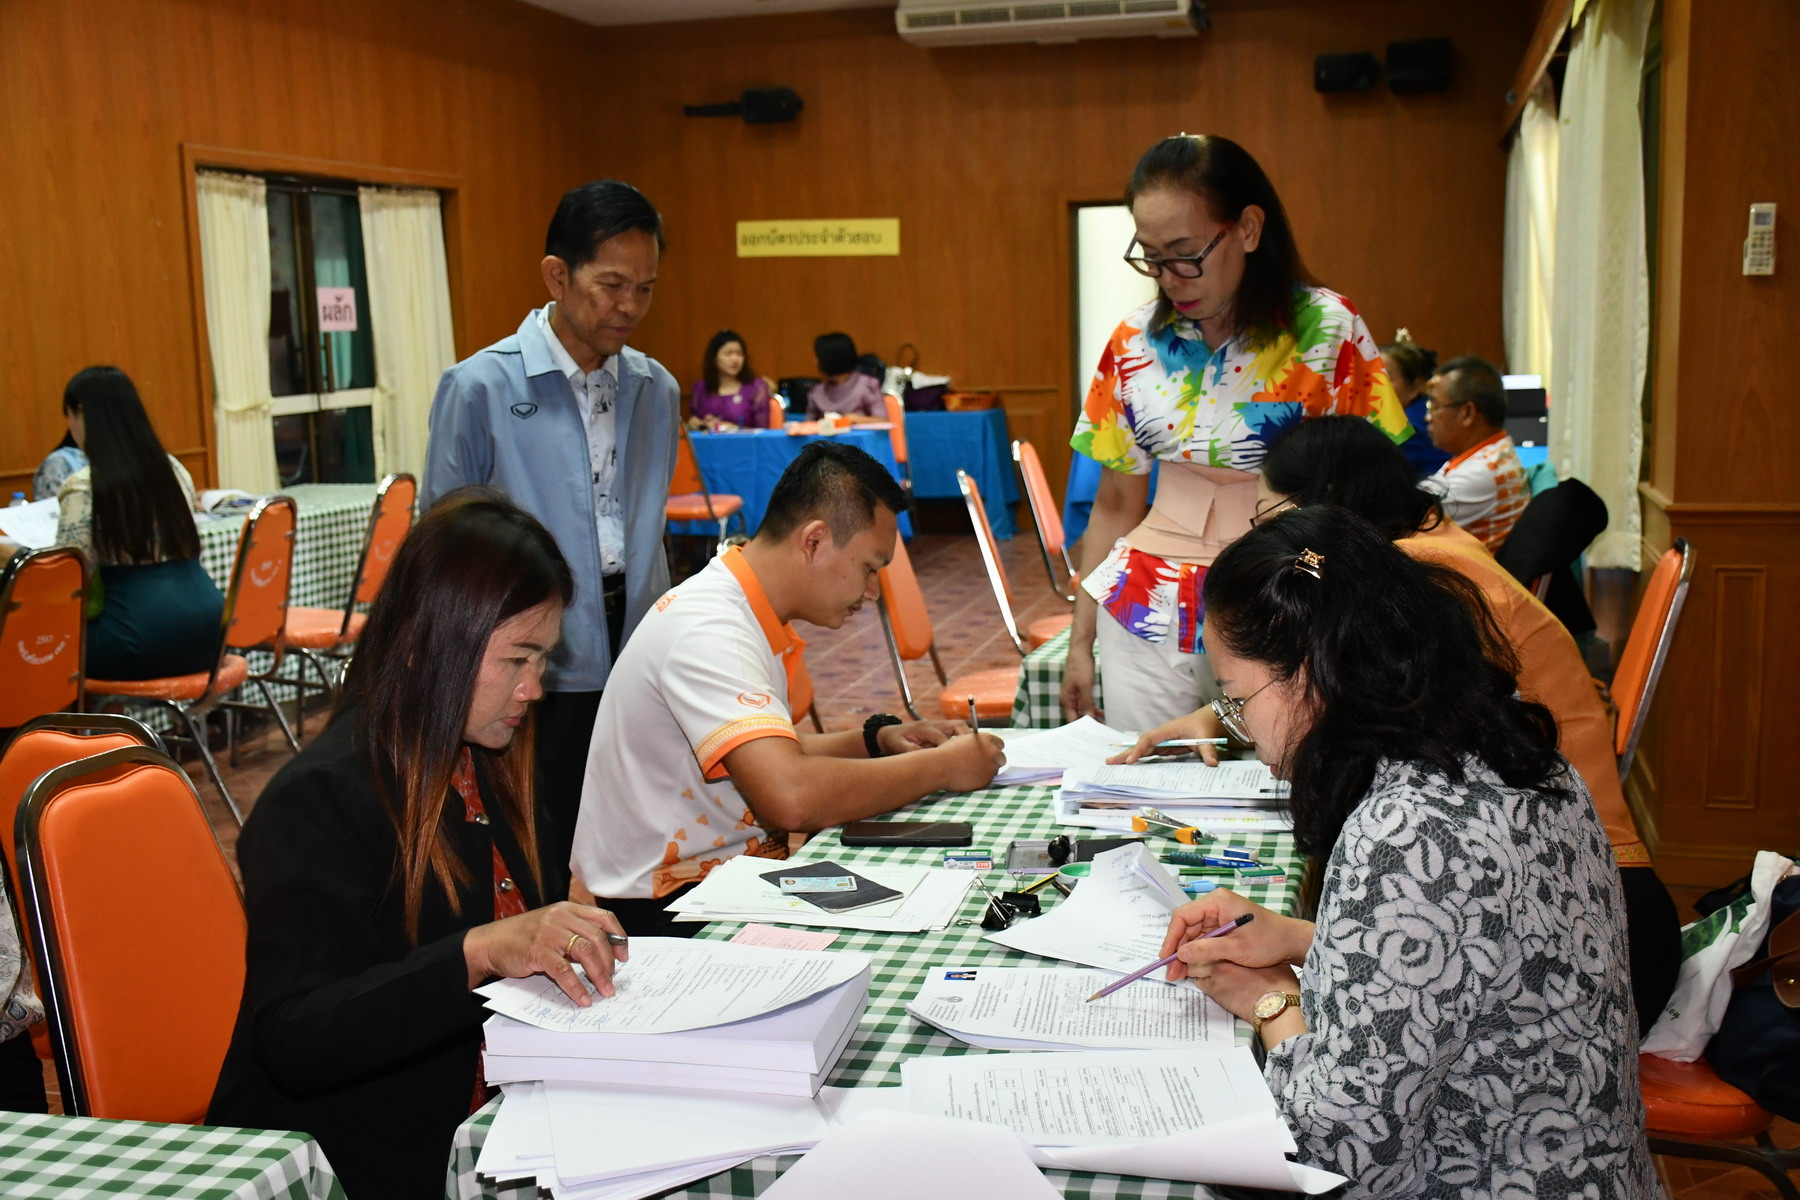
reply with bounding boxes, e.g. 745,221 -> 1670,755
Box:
516,0 -> 893,27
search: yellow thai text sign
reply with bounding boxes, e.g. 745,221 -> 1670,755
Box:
736,219 -> 900,258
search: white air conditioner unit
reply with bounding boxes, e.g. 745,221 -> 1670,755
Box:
895,0 -> 1204,48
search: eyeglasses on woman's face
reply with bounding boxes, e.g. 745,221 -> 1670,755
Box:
1124,224 -> 1234,280
1210,677 -> 1278,744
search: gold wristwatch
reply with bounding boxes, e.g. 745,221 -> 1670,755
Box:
1252,989 -> 1302,1034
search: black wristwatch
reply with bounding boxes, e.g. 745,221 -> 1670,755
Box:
863,713 -> 903,758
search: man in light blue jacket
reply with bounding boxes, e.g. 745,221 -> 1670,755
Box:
423,180 -> 678,867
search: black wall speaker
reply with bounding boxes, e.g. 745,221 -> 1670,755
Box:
1387,39 -> 1453,94
1314,53 -> 1380,93
682,86 -> 804,124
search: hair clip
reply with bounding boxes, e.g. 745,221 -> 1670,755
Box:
1293,549 -> 1324,580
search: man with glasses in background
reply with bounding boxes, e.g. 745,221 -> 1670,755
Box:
1421,356 -> 1528,552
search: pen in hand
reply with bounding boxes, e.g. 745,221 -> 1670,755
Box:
967,694 -> 978,732
1084,913 -> 1255,1002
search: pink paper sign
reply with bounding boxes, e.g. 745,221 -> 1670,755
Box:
317,287 -> 359,332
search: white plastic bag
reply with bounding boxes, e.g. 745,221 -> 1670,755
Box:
1641,850 -> 1797,1061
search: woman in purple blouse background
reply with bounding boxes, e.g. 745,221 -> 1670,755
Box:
688,330 -> 777,430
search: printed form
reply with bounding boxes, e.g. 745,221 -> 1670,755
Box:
984,843 -> 1188,975
908,965 -> 1235,1048
478,938 -> 871,1034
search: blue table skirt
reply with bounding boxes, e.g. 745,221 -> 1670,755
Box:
902,409 -> 1019,538
1062,445 -> 1556,543
675,428 -> 913,539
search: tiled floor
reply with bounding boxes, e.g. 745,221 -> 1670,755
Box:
38,523 -> 1800,1196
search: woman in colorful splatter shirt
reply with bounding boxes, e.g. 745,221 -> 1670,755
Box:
1063,134 -> 1409,731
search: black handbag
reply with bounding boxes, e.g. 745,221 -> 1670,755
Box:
1704,875 -> 1800,1119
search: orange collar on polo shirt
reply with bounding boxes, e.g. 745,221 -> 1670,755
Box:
1445,429 -> 1508,472
718,544 -> 808,700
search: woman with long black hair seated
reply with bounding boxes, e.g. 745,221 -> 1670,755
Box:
209,488 -> 630,1200
1123,414 -> 1679,1030
53,366 -> 222,679
1154,506 -> 1656,1197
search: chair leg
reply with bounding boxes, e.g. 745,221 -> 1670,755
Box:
1649,1134 -> 1800,1200
256,678 -> 302,753
809,709 -> 824,733
181,707 -> 243,826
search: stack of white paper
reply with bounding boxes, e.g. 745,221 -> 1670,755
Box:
663,855 -> 974,932
984,843 -> 1188,975
906,964 -> 1236,1049
478,939 -> 872,1097
900,1049 -> 1347,1194
0,498 -> 60,549
986,717 -> 1131,785
1057,755 -> 1292,832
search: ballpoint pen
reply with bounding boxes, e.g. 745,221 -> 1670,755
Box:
1084,913 -> 1254,1002
967,694 -> 978,730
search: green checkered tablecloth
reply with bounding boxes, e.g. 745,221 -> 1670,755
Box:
1012,626 -> 1094,729
447,780 -> 1304,1200
197,484 -> 378,610
0,1110 -> 346,1200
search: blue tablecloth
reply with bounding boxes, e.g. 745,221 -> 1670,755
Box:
902,409 -> 1019,538
676,428 -> 913,538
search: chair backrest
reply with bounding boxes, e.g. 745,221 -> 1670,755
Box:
350,473 -> 417,609
0,714 -> 161,968
1011,440 -> 1066,558
957,470 -> 1025,655
1614,538 -> 1694,778
875,536 -> 936,662
767,394 -> 786,429
16,745 -> 245,1120
669,429 -> 723,524
882,394 -> 908,465
223,495 -> 297,654
0,547 -> 88,727
788,649 -> 816,723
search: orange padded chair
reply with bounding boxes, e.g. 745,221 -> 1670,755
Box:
14,744 -> 245,1121
1011,440 -> 1077,602
874,537 -> 1018,726
665,428 -> 746,552
767,393 -> 786,429
881,394 -> 910,487
283,473 -> 416,724
786,648 -> 826,733
0,547 -> 88,729
957,470 -> 1072,654
1614,538 -> 1693,782
0,713 -> 161,1061
88,495 -> 299,824
1639,1053 -> 1800,1196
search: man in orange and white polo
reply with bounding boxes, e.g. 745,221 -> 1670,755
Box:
1423,356 -> 1529,553
571,442 -> 1006,935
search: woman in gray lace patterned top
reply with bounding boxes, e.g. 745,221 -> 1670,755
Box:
1154,506 -> 1658,1198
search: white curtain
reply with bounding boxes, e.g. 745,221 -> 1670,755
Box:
196,171 -> 279,493
1547,0 -> 1653,570
1503,81 -> 1560,389
358,187 -> 456,478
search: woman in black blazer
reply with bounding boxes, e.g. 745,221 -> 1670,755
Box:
209,489 -> 628,1200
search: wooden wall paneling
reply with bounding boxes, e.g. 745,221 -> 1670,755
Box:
590,1 -> 1536,514
0,0 -> 603,493
1702,564 -> 1763,811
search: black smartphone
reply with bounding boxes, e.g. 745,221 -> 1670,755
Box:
838,820 -> 974,847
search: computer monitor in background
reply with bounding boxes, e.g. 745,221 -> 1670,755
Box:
1502,373 -> 1549,448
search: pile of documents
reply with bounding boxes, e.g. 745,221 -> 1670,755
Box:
661,854 -> 974,932
479,1051 -> 1347,1197
478,939 -> 871,1097
984,716 -> 1126,785
1057,753 -> 1292,833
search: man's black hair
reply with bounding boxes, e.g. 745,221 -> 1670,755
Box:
544,180 -> 664,269
759,442 -> 910,545
1436,355 -> 1508,428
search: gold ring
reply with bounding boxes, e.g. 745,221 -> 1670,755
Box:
565,932 -> 585,959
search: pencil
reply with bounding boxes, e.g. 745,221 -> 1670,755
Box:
1084,913 -> 1254,1002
